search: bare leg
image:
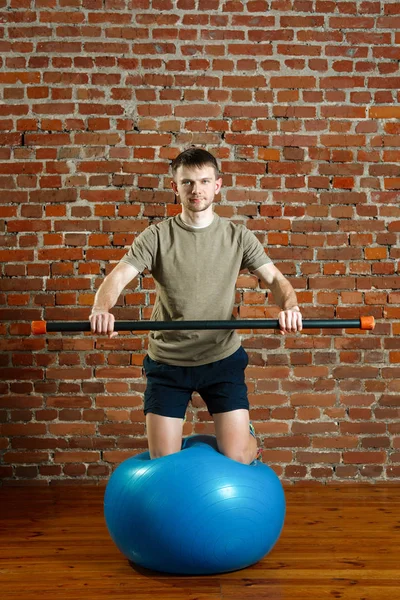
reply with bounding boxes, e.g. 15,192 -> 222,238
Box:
146,413 -> 184,459
213,408 -> 258,464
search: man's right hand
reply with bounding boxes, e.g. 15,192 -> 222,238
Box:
89,311 -> 118,339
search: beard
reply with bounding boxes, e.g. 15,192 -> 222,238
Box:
183,197 -> 213,212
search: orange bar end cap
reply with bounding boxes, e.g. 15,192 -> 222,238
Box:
32,321 -> 47,335
360,316 -> 375,330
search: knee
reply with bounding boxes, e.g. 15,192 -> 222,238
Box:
220,446 -> 250,465
218,434 -> 258,465
150,447 -> 181,460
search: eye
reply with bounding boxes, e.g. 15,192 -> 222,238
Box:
182,180 -> 210,185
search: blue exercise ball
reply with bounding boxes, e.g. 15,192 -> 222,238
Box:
104,434 -> 285,575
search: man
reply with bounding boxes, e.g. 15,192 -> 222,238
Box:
90,148 -> 302,464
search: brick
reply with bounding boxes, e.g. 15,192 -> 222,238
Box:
297,452 -> 341,464
291,393 -> 336,407
340,394 -> 376,406
390,352 -> 400,363
259,450 -> 294,463
312,436 -> 358,449
0,368 -> 43,381
262,435 -> 310,448
63,464 -> 86,477
95,367 -> 142,379
0,423 -> 47,436
292,367 -> 330,378
365,247 -> 387,260
292,422 -> 338,434
0,395 -> 43,409
46,368 -> 92,380
12,438 -> 68,451
343,452 -> 387,464
333,367 -> 380,379
3,452 -> 49,464
54,452 -> 100,464
378,395 -> 400,407
386,466 -> 400,478
309,277 -> 356,289
335,466 -> 359,479
285,465 -> 307,478
361,437 -> 391,449
49,424 -> 96,436
98,423 -> 145,436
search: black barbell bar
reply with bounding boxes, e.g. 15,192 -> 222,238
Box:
32,316 -> 375,335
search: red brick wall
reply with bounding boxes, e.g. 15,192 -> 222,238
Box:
1,1 -> 399,484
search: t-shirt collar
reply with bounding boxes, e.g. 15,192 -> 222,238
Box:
176,212 -> 218,232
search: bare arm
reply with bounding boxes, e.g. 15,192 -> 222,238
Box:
252,263 -> 302,334
90,261 -> 140,337
253,263 -> 299,310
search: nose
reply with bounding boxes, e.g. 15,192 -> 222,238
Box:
192,183 -> 201,192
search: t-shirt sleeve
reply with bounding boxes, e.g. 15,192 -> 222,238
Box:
240,226 -> 272,271
120,225 -> 157,273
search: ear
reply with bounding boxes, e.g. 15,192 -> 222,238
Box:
215,177 -> 223,195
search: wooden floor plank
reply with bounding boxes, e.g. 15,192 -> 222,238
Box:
0,485 -> 399,599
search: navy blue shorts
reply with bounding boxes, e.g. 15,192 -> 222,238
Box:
142,346 -> 249,419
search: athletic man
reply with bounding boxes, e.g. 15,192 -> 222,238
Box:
90,148 -> 302,463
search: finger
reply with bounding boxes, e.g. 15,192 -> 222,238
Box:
93,315 -> 102,334
297,313 -> 303,332
100,314 -> 109,334
108,315 -> 117,338
103,313 -> 111,335
107,314 -> 115,335
279,313 -> 286,335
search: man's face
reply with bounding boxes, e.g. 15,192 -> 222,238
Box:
172,165 -> 222,214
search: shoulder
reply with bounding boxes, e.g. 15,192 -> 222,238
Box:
212,216 -> 255,247
221,218 -> 256,242
215,215 -> 246,234
141,217 -> 176,237
155,216 -> 179,231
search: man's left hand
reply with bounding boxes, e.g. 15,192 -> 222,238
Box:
278,307 -> 303,335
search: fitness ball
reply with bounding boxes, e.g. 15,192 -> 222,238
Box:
104,434 -> 285,575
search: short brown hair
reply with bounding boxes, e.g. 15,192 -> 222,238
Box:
171,147 -> 220,181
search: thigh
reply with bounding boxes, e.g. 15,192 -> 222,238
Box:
198,346 -> 249,416
146,413 -> 184,459
213,408 -> 251,456
143,354 -> 192,419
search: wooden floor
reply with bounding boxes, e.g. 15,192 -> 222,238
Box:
1,484 -> 399,600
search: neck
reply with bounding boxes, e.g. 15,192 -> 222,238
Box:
181,207 -> 214,227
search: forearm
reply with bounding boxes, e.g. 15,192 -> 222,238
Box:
91,276 -> 122,314
90,262 -> 139,317
270,277 -> 299,311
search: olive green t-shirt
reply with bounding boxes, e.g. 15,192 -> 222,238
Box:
120,212 -> 272,366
